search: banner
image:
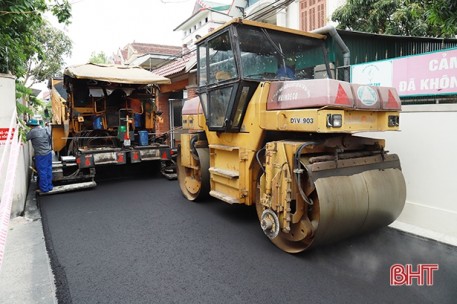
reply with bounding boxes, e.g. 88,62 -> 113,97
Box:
351,48 -> 457,97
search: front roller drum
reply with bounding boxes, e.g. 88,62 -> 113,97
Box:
313,167 -> 406,246
256,167 -> 406,253
177,148 -> 210,201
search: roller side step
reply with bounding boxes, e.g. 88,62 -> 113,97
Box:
209,190 -> 242,204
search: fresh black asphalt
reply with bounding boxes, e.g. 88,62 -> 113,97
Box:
39,164 -> 457,304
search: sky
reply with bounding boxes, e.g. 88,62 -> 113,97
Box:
49,0 -> 204,65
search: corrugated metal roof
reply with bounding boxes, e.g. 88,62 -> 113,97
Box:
329,30 -> 457,66
329,30 -> 457,104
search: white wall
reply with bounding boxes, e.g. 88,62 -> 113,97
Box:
364,104 -> 457,245
0,74 -> 30,218
0,74 -> 17,214
285,0 -> 300,29
11,143 -> 30,216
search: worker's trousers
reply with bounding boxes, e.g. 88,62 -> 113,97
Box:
35,152 -> 53,192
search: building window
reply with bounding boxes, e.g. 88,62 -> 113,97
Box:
299,0 -> 326,32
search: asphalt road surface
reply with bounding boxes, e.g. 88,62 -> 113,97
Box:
39,163 -> 457,304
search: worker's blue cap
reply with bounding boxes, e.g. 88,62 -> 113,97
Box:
26,118 -> 40,126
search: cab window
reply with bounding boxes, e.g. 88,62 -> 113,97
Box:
197,30 -> 238,131
208,32 -> 238,84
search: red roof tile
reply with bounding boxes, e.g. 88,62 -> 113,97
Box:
153,50 -> 196,77
127,42 -> 181,56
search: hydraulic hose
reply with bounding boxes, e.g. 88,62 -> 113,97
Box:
256,147 -> 266,174
190,134 -> 199,159
294,142 -> 320,206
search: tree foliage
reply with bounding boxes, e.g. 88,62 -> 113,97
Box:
89,51 -> 110,64
15,80 -> 46,140
332,0 -> 457,38
0,0 -> 72,77
0,0 -> 71,137
427,0 -> 457,37
24,21 -> 72,86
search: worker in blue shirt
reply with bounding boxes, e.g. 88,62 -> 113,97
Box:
26,118 -> 53,193
276,57 -> 296,80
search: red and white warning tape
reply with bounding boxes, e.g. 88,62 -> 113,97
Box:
0,109 -> 21,271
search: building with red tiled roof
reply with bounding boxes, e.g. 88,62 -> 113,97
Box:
152,1 -> 246,146
113,42 -> 183,71
153,0 -> 302,147
151,48 -> 197,147
153,48 -> 195,78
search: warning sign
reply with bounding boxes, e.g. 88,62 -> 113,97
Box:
0,128 -> 15,143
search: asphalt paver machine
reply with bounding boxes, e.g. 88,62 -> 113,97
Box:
48,64 -> 176,194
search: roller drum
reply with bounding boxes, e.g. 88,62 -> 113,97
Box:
312,168 -> 406,246
177,147 -> 210,201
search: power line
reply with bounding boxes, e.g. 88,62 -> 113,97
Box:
160,0 -> 192,3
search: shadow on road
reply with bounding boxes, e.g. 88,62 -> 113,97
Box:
94,162 -> 163,182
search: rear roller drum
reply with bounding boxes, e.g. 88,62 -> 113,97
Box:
177,148 -> 210,201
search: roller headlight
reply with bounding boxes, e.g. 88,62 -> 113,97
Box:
388,115 -> 400,127
326,114 -> 342,128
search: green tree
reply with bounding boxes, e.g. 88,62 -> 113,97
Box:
427,0 -> 457,37
24,21 -> 72,87
0,0 -> 71,76
89,51 -> 110,64
0,0 -> 71,138
15,81 -> 47,140
332,0 -> 455,38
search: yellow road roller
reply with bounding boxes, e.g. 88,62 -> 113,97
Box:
177,19 -> 406,253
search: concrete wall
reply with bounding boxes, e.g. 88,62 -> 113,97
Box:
364,104 -> 457,245
11,143 -> 30,216
0,74 -> 30,218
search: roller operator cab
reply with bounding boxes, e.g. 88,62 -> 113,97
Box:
49,64 -> 176,192
178,19 -> 406,253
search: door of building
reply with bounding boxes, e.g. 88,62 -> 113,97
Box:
169,98 -> 184,148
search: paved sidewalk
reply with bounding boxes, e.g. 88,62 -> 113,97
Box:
0,182 -> 57,304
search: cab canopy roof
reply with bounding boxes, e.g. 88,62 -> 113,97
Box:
64,63 -> 171,85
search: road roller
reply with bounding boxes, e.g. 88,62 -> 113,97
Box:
177,19 -> 406,253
